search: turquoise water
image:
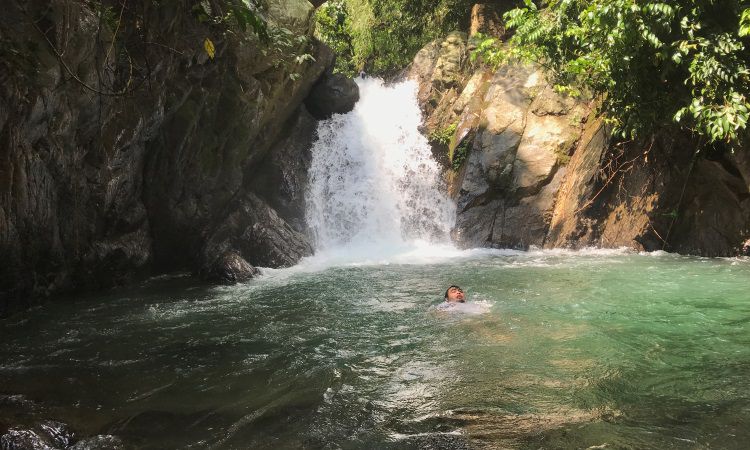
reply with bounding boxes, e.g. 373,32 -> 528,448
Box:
1,249 -> 750,448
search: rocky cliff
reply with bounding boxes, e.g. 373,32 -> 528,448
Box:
406,16 -> 750,257
0,0 -> 358,315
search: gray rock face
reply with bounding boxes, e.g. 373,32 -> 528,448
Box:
433,32 -> 468,90
0,1 -> 335,313
305,73 -> 360,119
249,107 -> 318,232
403,32 -> 469,119
409,32 -> 750,255
448,64 -> 586,249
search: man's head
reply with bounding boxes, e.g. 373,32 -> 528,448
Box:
444,285 -> 465,303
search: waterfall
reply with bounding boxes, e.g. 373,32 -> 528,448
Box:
305,78 -> 456,260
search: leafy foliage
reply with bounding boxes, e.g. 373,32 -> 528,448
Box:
469,33 -> 505,70
502,0 -> 750,147
193,0 -> 269,41
451,139 -> 470,170
315,0 -> 357,76
429,121 -> 458,145
194,0 -> 314,80
741,7 -> 750,36
314,0 -> 473,75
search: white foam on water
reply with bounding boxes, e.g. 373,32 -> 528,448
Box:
257,246 -> 517,281
527,246 -> 634,257
431,300 -> 493,315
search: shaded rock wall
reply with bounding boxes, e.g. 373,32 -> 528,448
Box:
0,0 -> 352,314
407,30 -> 750,256
547,124 -> 750,256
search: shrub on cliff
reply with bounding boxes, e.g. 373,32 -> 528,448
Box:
315,0 -> 473,75
499,0 -> 750,149
315,0 -> 357,76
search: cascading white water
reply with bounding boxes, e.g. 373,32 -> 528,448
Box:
305,78 -> 456,260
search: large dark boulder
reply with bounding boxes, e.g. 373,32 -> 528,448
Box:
305,73 -> 360,119
198,193 -> 313,283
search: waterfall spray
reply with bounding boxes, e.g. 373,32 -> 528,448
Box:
305,78 -> 456,257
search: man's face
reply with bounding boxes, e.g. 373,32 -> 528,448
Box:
446,286 -> 465,303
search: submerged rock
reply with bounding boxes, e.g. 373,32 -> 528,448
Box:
1,429 -> 53,450
38,421 -> 75,449
1,420 -> 77,450
69,435 -> 123,450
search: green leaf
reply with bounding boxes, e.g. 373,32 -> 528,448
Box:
740,9 -> 750,37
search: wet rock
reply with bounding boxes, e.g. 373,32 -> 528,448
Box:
200,193 -> 313,277
1,429 -> 53,450
493,168 -> 567,249
305,73 -> 360,119
250,107 -> 317,232
69,435 -> 123,450
452,200 -> 503,248
199,250 -> 260,285
0,419 -> 78,450
38,421 -> 75,448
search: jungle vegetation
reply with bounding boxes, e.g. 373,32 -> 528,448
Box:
314,0 -> 474,76
498,0 -> 750,148
317,0 -> 750,149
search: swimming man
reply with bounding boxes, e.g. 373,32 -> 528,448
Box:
444,285 -> 465,303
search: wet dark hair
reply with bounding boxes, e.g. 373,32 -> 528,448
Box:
444,285 -> 463,300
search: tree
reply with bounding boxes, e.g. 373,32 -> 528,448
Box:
501,0 -> 750,148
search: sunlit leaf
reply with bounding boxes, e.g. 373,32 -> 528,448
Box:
204,37 -> 215,60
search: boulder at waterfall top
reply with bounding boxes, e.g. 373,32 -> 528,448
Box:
305,72 -> 360,119
407,29 -> 750,256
